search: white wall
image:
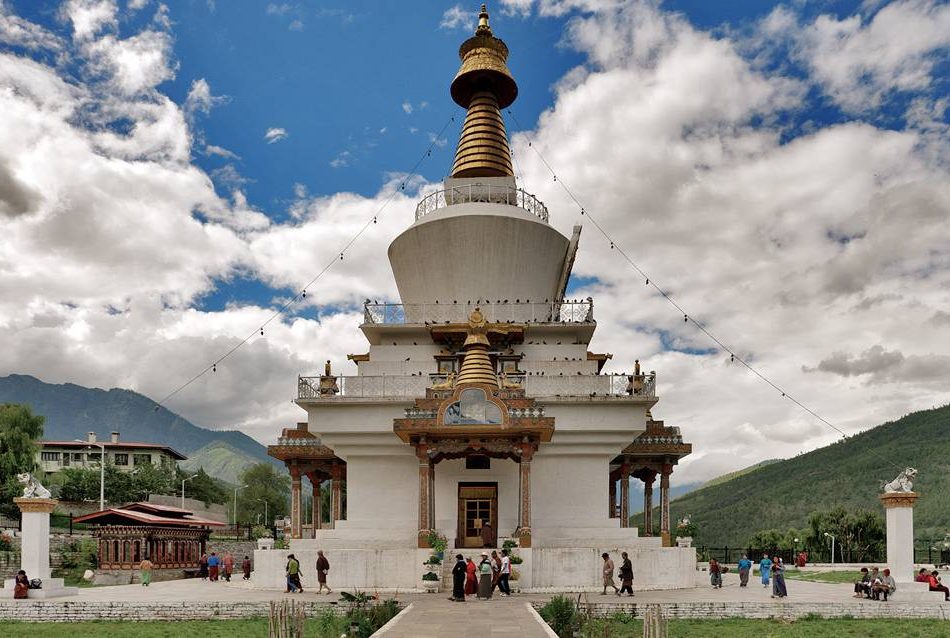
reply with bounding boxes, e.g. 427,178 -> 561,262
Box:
343,454 -> 418,529
533,454 -> 612,528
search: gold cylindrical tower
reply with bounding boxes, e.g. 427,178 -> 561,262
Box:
449,5 -> 518,178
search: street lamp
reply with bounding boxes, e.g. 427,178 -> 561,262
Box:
258,497 -> 268,527
74,439 -> 106,511
824,532 -> 836,566
233,484 -> 248,526
181,474 -> 199,509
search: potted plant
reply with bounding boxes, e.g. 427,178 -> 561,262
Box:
426,530 -> 447,559
675,515 -> 697,548
509,566 -> 521,593
421,570 -> 440,592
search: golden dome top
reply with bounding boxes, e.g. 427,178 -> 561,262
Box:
449,5 -> 517,178
455,307 -> 499,388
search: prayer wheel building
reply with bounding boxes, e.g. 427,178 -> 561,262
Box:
257,4 -> 695,591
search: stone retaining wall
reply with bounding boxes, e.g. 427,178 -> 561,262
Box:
0,601 -> 347,622
532,601 -> 950,621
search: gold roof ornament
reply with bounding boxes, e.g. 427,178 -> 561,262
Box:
455,308 -> 499,388
450,4 -> 517,178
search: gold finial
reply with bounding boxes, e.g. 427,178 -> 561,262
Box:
449,4 -> 518,178
455,307 -> 499,388
477,4 -> 490,34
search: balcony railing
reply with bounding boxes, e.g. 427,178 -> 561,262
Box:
297,373 -> 655,400
415,184 -> 549,223
363,300 -> 594,325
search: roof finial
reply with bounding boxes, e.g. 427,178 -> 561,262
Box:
477,4 -> 491,34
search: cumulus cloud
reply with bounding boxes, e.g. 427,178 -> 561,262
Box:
401,100 -> 413,115
264,127 -> 288,144
184,78 -> 228,119
0,2 -> 65,50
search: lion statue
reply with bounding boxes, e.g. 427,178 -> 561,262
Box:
16,472 -> 51,499
883,467 -> 917,493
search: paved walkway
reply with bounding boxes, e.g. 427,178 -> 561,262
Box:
379,597 -> 552,637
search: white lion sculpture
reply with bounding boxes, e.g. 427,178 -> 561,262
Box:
883,467 -> 917,493
16,472 -> 51,499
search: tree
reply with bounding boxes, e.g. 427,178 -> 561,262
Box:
0,404 -> 44,517
236,463 -> 289,525
805,506 -> 885,562
176,467 -> 228,505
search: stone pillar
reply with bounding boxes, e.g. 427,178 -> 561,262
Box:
14,498 -> 56,579
643,473 -> 655,536
311,478 -> 322,536
608,477 -> 616,519
417,446 -> 431,547
619,464 -> 630,528
660,466 -> 671,547
880,492 -> 919,583
518,445 -> 533,548
330,465 -> 343,529
290,466 -> 302,539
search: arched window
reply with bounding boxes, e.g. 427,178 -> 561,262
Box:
443,388 -> 502,425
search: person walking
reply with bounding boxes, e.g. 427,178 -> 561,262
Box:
139,557 -> 153,587
601,553 -> 619,595
450,554 -> 466,602
477,552 -> 493,599
316,550 -> 332,594
498,549 -> 512,597
759,554 -> 772,588
737,555 -> 752,587
709,558 -> 723,588
198,553 -> 209,580
490,550 -> 501,592
222,552 -> 234,582
618,552 -> 634,597
770,556 -> 787,598
465,557 -> 478,596
242,555 -> 252,580
285,553 -> 302,593
207,551 -> 220,582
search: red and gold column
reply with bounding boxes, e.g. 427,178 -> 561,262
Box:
643,472 -> 655,536
619,464 -> 630,528
517,443 -> 533,548
290,463 -> 302,539
660,464 -> 672,546
330,464 -> 343,529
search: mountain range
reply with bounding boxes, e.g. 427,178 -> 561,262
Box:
639,403 -> 950,547
0,374 -> 280,483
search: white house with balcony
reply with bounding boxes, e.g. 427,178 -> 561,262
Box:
254,6 -> 694,592
37,431 -> 186,475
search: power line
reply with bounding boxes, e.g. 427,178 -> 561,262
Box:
153,110 -> 460,410
506,108 -> 902,471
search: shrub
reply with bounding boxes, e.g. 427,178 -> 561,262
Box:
0,533 -> 13,551
502,539 -> 518,551
251,525 -> 272,540
538,595 -> 579,638
422,571 -> 439,581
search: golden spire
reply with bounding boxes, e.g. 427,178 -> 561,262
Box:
455,308 -> 499,388
449,4 -> 518,178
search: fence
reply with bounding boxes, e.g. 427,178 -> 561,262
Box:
699,542 -> 950,566
210,524 -> 255,542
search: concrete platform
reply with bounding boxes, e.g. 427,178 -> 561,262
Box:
3,577 -> 78,599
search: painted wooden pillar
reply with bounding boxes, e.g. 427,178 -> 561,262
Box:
619,464 -> 630,528
416,445 -> 431,547
330,464 -> 343,529
518,444 -> 533,548
311,477 -> 321,536
609,477 -> 617,518
643,473 -> 655,536
660,465 -> 672,546
290,464 -> 303,539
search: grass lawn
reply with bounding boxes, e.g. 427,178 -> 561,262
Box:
3,614 -> 367,638
784,570 -> 861,584
578,617 -> 950,637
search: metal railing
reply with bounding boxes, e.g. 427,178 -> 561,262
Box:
415,184 -> 549,222
298,372 -> 655,400
363,300 -> 594,325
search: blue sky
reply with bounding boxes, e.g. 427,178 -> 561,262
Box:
2,0 -> 949,479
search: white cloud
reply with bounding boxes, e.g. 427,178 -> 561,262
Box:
266,3 -> 292,16
401,100 -> 413,115
793,0 -> 950,113
288,19 -> 303,31
184,78 -> 228,119
127,0 -> 149,9
329,150 -> 351,168
204,144 -> 239,159
440,4 -> 470,30
264,127 -> 288,144
0,2 -> 65,50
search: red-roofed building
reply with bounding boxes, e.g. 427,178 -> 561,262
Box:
37,431 -> 186,475
73,502 -> 225,583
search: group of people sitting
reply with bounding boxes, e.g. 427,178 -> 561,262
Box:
916,568 -> 950,601
853,567 -> 897,601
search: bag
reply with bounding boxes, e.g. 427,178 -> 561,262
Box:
29,578 -> 42,589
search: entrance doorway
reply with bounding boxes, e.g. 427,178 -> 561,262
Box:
457,483 -> 497,548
